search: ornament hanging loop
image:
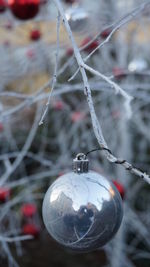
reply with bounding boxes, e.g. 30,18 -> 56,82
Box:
73,153 -> 89,173
76,153 -> 87,160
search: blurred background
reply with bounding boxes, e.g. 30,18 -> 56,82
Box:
0,0 -> 150,266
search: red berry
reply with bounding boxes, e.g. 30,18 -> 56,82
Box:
26,49 -> 36,59
0,122 -> 3,131
113,180 -> 125,200
4,21 -> 13,30
21,203 -> 37,217
8,0 -> 40,20
100,29 -> 111,39
53,101 -> 64,111
3,40 -> 11,47
66,48 -> 73,57
30,29 -> 41,41
0,0 -> 7,12
58,171 -> 65,177
22,223 -> 40,237
71,112 -> 85,123
112,67 -> 125,79
80,37 -> 99,53
0,188 -> 11,202
111,110 -> 121,119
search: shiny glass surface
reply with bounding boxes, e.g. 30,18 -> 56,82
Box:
42,171 -> 123,252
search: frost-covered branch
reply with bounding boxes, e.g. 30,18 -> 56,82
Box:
52,0 -> 150,184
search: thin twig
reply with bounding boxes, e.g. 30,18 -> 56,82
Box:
39,12 -> 61,125
52,0 -> 150,184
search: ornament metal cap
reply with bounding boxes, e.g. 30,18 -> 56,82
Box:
73,153 -> 89,173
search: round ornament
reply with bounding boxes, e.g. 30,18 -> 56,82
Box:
65,6 -> 89,32
8,0 -> 40,20
42,154 -> 123,252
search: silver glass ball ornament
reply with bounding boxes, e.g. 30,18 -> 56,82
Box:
42,153 -> 123,252
65,6 -> 89,32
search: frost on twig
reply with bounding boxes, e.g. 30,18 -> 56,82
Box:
52,0 -> 150,184
39,12 -> 61,125
0,1 -> 150,266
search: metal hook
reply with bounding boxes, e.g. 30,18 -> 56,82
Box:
76,153 -> 87,160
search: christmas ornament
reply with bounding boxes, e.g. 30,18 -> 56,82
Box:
65,6 -> 89,32
0,187 -> 11,202
22,223 -> 40,237
8,0 -> 40,20
30,29 -> 41,41
113,181 -> 125,200
42,153 -> 123,252
128,58 -> 148,72
0,0 -> 7,13
21,203 -> 37,217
